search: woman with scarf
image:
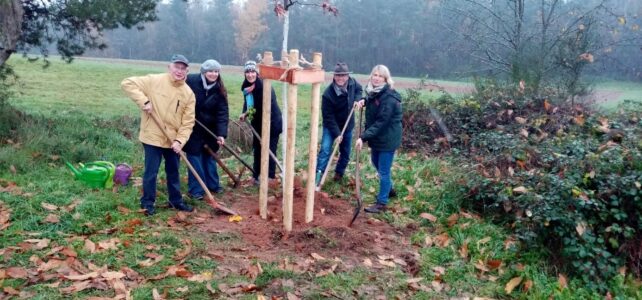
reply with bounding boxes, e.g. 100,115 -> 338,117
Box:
355,65 -> 402,214
183,59 -> 229,199
239,60 -> 283,184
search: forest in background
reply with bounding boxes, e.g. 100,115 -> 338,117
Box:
84,0 -> 642,82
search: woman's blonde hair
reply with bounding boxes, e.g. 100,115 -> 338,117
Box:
369,64 -> 394,89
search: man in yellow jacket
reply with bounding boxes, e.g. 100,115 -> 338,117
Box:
121,54 -> 196,216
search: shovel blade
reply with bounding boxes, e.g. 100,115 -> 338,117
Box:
205,198 -> 238,215
348,197 -> 362,227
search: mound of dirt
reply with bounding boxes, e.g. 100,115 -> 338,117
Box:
196,180 -> 416,264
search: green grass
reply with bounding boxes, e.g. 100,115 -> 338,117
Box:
1,56 -> 640,299
593,80 -> 642,110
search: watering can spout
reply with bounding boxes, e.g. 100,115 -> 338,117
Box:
65,161 -> 82,178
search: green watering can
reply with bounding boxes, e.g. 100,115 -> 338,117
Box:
65,161 -> 115,188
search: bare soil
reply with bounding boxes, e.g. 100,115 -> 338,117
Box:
192,178 -> 417,269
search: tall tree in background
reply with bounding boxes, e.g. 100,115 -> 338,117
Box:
0,0 -> 159,66
234,0 -> 269,61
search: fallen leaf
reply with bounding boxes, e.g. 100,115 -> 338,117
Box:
575,222 -> 587,236
44,214 -> 60,223
558,273 -> 568,289
434,233 -> 450,248
378,259 -> 396,267
117,206 -> 131,214
65,271 -> 99,281
24,238 -> 50,250
176,286 -> 189,293
446,213 -> 459,227
59,280 -> 92,294
6,267 -> 28,279
363,258 -> 373,267
459,240 -> 469,259
152,288 -> 163,300
523,279 -> 533,292
513,186 -> 528,194
424,236 -> 433,247
228,215 -> 243,222
487,259 -> 502,270
101,271 -> 126,280
188,272 -> 213,283
84,239 -> 96,253
310,253 -> 325,260
419,212 -> 437,222
41,202 -> 59,211
505,276 -> 522,294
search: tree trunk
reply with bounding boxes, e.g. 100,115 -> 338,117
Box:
0,0 -> 23,66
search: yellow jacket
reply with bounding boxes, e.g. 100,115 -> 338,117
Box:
121,73 -> 196,148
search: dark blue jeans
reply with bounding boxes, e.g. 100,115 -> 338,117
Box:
141,143 -> 183,206
370,149 -> 395,205
186,151 -> 220,197
316,127 -> 353,176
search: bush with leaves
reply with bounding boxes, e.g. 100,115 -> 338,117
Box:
403,82 -> 642,291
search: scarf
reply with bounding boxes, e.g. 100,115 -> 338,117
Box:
243,83 -> 256,109
201,74 -> 218,90
333,81 -> 348,96
365,82 -> 385,96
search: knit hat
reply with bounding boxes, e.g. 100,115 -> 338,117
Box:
200,59 -> 221,73
244,60 -> 258,73
170,54 -> 189,66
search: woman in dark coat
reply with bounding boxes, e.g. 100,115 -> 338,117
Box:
183,59 -> 229,199
355,65 -> 402,213
239,60 -> 283,183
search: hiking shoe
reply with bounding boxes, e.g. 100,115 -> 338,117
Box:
187,193 -> 204,201
389,189 -> 397,198
169,202 -> 194,212
141,205 -> 156,216
212,187 -> 224,194
333,173 -> 343,182
364,203 -> 387,214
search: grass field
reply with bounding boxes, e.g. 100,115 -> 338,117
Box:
1,56 -> 640,299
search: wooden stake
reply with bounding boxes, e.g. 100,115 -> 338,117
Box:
305,52 -> 322,223
283,49 -> 299,232
259,51 -> 273,219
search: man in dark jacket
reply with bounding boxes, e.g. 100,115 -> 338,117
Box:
315,62 -> 363,184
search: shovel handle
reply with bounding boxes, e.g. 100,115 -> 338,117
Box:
204,144 -> 240,188
316,105 -> 356,192
195,119 -> 254,171
147,112 -> 238,215
349,107 -> 364,227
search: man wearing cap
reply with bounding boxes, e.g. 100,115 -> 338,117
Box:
315,62 -> 363,184
121,54 -> 196,216
182,59 -> 229,199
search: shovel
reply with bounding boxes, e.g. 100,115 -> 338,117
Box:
349,107 -> 364,227
147,111 -> 237,215
195,119 -> 253,172
203,144 -> 240,188
316,105 -> 356,192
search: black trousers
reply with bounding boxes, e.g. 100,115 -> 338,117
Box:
252,132 -> 280,179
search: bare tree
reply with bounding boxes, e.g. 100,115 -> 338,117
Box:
442,0 -> 618,95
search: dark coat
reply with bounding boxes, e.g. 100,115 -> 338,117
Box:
361,84 -> 403,151
183,73 -> 229,154
242,77 -> 283,136
321,77 -> 363,137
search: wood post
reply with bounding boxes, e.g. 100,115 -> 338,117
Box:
305,52 -> 322,223
283,49 -> 299,232
259,51 -> 273,219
